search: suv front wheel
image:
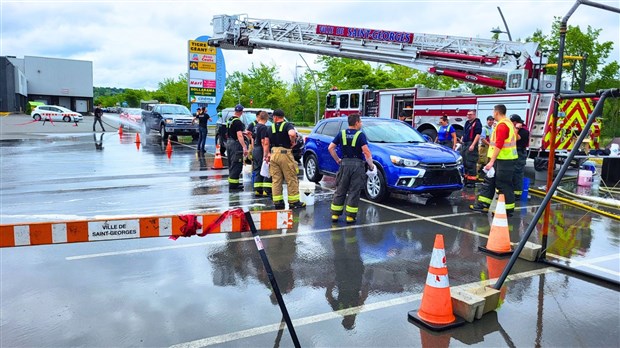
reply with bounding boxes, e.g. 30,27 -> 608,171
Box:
365,165 -> 388,202
160,124 -> 168,141
303,154 -> 323,183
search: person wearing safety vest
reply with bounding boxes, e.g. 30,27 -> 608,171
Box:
510,114 -> 529,199
329,113 -> 375,224
470,104 -> 518,216
252,111 -> 272,197
226,104 -> 248,190
265,109 -> 305,209
478,115 -> 494,175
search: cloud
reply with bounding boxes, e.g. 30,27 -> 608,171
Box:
2,1 -> 618,90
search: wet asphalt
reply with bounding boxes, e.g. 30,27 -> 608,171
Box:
1,114 -> 619,347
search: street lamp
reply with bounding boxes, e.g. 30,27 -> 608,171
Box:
298,54 -> 320,125
491,6 -> 513,41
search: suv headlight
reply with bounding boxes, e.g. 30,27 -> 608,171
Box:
164,118 -> 175,124
456,156 -> 463,165
390,155 -> 420,167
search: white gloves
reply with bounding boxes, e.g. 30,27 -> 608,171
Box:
366,166 -> 377,178
483,166 -> 495,178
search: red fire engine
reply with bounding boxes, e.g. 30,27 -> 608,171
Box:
209,14 -> 599,153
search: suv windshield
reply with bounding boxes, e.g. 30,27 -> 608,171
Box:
160,105 -> 191,115
363,120 -> 426,143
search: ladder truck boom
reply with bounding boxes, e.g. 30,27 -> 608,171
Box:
209,14 -> 545,89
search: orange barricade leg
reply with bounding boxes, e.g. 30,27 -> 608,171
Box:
409,234 -> 465,331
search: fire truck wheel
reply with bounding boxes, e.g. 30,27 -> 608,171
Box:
421,129 -> 437,142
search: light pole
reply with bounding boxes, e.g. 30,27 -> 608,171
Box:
491,6 -> 513,41
298,54 -> 320,125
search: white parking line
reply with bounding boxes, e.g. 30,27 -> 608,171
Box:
548,253 -> 620,278
66,217 -> 423,260
169,267 -> 559,348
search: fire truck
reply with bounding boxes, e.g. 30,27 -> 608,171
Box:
209,15 -> 599,153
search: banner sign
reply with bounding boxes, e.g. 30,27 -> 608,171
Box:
316,24 -> 414,44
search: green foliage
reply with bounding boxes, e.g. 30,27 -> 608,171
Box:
527,17 -> 617,91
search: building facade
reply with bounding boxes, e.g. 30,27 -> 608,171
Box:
1,56 -> 93,114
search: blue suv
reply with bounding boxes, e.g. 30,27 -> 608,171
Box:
303,117 -> 463,202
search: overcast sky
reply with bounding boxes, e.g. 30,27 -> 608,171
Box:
2,0 -> 618,90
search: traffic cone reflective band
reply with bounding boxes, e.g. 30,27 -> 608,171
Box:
408,234 -> 465,331
212,144 -> 227,169
479,194 -> 513,256
135,132 -> 140,144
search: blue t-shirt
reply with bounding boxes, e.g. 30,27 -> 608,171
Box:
437,124 -> 455,142
332,129 -> 368,160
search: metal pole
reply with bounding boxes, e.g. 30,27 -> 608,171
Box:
299,54 -> 320,124
496,6 -> 513,41
244,211 -> 301,348
542,0 -> 580,259
493,89 -> 618,290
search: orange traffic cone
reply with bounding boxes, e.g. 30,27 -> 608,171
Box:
409,234 -> 465,331
135,132 -> 141,144
166,139 -> 172,153
212,143 -> 227,169
478,194 -> 513,256
118,124 -> 123,136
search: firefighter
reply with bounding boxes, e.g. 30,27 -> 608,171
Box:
252,111 -> 272,197
460,109 -> 482,187
226,104 -> 248,190
329,113 -> 375,224
478,116 -> 494,174
265,109 -> 305,209
510,114 -> 529,199
470,104 -> 518,216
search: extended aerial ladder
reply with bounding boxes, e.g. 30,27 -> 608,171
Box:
209,15 -> 546,90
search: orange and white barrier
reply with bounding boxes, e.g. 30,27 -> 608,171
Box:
0,210 -> 292,248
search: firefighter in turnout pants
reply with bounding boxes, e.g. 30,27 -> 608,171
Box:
470,104 -> 518,216
266,109 -> 305,209
226,104 -> 248,190
252,111 -> 272,196
329,113 -> 375,224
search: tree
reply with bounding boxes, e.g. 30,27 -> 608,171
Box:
527,18 -> 618,91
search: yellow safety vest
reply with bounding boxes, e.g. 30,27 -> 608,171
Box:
488,118 -> 517,160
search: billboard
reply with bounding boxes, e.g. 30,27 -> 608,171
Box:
188,40 -> 217,104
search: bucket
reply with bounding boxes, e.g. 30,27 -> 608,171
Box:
577,169 -> 592,187
522,177 -> 530,197
242,164 -> 252,183
610,143 -> 619,157
298,180 -> 316,206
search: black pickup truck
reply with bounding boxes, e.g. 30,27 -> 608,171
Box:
141,104 -> 198,141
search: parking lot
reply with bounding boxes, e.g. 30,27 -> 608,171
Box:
1,113 -> 619,347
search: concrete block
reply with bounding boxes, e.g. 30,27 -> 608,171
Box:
451,288 -> 486,323
466,286 -> 500,318
516,242 -> 542,261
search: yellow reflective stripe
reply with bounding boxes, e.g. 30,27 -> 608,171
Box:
505,203 -> 515,210
345,205 -> 358,213
345,236 -> 357,243
273,195 -> 284,201
479,196 -> 492,204
331,204 -> 344,212
271,121 -> 287,133
351,131 -> 361,147
288,194 -> 300,201
514,190 -> 522,195
228,178 -> 240,184
264,183 -> 272,188
342,130 -> 361,147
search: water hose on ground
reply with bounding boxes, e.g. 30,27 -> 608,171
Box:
529,188 -> 620,221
